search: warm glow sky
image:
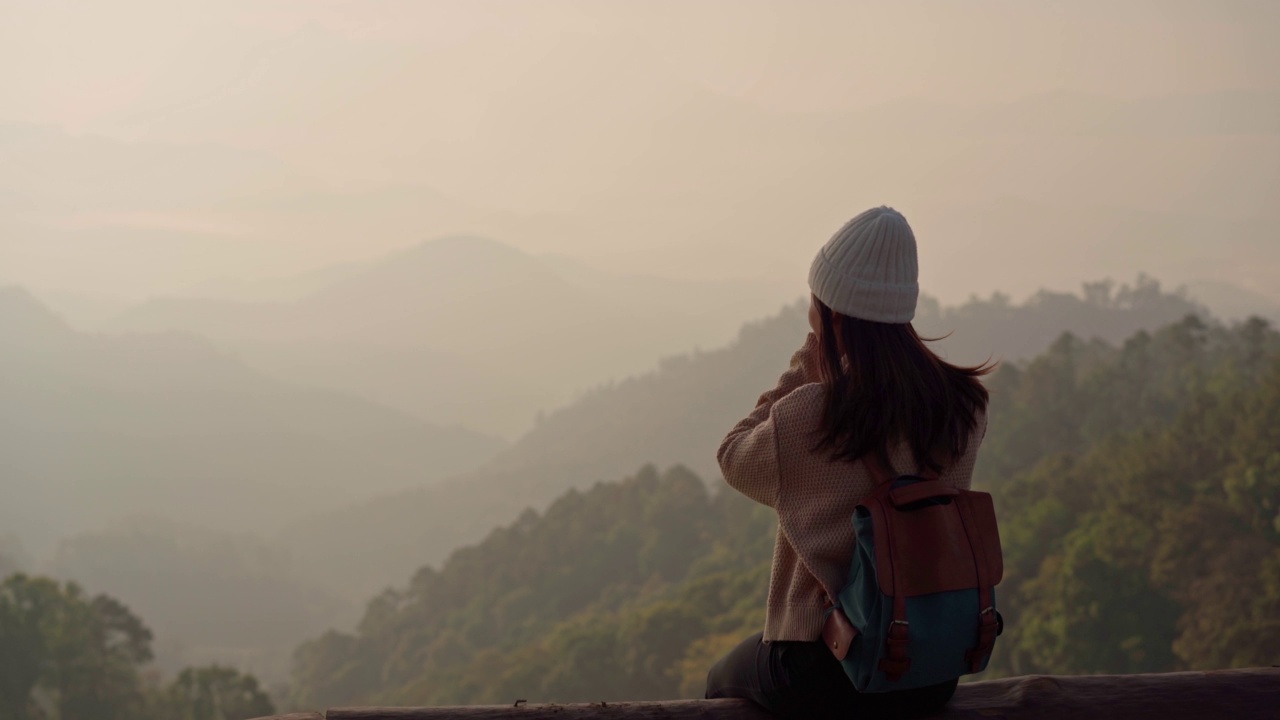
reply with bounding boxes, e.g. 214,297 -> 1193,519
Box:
3,0 -> 1278,304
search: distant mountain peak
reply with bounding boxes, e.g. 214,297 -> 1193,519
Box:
399,234 -> 528,261
335,234 -> 540,284
0,286 -> 70,336
306,233 -> 561,307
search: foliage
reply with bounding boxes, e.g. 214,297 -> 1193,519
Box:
288,465 -> 758,708
0,575 -> 153,720
914,274 -> 1207,366
286,314 -> 1280,708
0,574 -> 274,720
991,316 -> 1280,674
154,666 -> 275,720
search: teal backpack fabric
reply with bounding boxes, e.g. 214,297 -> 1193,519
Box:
822,460 -> 1004,693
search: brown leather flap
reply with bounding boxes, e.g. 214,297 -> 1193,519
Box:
823,607 -> 859,661
962,491 -> 1003,585
889,481 -> 960,508
867,489 -> 1003,597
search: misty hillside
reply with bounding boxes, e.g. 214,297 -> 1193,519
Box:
107,235 -> 794,437
912,275 -> 1209,365
0,287 -> 505,554
103,236 -> 1221,441
1183,280 -> 1280,324
46,516 -> 351,684
285,277 -> 1210,599
112,236 -> 586,343
287,314 -> 1280,707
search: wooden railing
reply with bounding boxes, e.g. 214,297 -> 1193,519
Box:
257,667 -> 1280,719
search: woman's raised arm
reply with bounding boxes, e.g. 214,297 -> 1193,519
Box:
716,333 -> 822,507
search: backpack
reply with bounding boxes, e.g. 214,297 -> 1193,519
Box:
821,457 -> 1004,692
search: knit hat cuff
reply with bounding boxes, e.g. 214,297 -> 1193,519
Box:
809,251 -> 919,324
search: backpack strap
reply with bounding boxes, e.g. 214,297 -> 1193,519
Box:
871,498 -> 912,682
956,492 -> 1000,672
865,481 -> 916,676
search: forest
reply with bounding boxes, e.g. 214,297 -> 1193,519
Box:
0,574 -> 274,720
285,314 -> 1280,709
0,276 -> 1217,694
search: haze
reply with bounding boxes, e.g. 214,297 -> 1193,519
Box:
3,0 -> 1278,305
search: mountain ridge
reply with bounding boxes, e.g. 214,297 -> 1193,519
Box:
105,235 -> 797,438
281,276 -> 1211,599
0,288 -> 506,556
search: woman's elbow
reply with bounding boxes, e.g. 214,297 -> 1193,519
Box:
716,433 -> 740,480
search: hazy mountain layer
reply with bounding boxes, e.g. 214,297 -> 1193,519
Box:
107,236 -> 795,438
45,516 -> 352,684
1183,280 -> 1280,324
285,277 -> 1208,600
103,235 -> 1235,441
0,287 -> 506,555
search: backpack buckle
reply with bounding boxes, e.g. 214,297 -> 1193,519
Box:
880,620 -> 912,681
966,607 -> 1000,672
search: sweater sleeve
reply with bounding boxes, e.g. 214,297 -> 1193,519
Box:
717,333 -> 823,508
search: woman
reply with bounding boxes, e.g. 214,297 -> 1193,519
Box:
706,206 -> 992,719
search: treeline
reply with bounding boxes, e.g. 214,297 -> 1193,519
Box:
289,465 -> 770,708
989,315 -> 1280,673
913,274 -> 1207,365
285,314 -> 1280,708
292,275 -> 1207,604
0,574 -> 274,720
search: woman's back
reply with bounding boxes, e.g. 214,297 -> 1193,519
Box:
706,206 -> 994,719
717,339 -> 989,642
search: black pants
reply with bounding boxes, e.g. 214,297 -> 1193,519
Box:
705,633 -> 958,719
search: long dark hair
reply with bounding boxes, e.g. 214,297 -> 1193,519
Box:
813,297 -> 994,475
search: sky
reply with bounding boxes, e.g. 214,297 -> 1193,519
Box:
2,0 -> 1278,305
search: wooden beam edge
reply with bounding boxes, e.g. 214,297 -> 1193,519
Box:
252,667 -> 1280,720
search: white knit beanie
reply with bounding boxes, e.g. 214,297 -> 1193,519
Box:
807,206 -> 919,324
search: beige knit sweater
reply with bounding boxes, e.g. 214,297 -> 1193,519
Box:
717,332 -> 988,642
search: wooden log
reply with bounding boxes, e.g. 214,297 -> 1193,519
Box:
327,700 -> 769,720
942,667 -> 1280,719
261,667 -> 1280,720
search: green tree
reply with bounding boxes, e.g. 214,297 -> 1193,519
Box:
50,592 -> 154,720
0,574 -> 276,720
0,574 -> 152,720
0,575 -> 61,720
159,666 -> 275,720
